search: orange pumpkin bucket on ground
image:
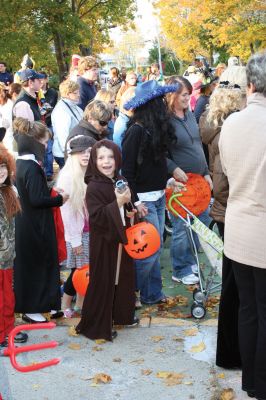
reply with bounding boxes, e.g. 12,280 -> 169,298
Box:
124,221 -> 160,259
72,264 -> 90,296
166,173 -> 211,218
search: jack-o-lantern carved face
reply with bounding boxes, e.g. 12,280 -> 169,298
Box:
124,222 -> 160,259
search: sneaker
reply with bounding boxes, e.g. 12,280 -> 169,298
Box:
191,264 -> 198,274
172,274 -> 199,285
135,291 -> 142,310
63,308 -> 75,318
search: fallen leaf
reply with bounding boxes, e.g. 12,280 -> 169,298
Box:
68,343 -> 81,350
156,371 -> 185,386
155,347 -> 166,353
151,336 -> 164,343
220,388 -> 236,400
130,358 -> 144,364
95,339 -> 106,345
218,373 -> 225,379
113,325 -> 124,330
141,369 -> 153,376
68,326 -> 79,337
92,373 -> 112,384
172,336 -> 184,342
92,346 -> 103,352
32,384 -> 41,389
189,342 -> 206,353
183,327 -> 199,336
113,358 -> 122,363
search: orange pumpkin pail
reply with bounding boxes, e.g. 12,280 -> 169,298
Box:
72,264 -> 90,296
124,221 -> 160,260
166,173 -> 211,218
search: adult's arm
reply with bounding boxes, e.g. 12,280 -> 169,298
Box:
51,106 -> 72,154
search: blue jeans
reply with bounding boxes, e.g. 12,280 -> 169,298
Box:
135,195 -> 165,304
44,138 -> 54,177
54,156 -> 65,169
170,208 -> 211,279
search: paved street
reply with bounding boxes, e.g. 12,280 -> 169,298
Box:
1,318 -> 249,400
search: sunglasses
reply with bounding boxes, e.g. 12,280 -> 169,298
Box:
99,120 -> 108,126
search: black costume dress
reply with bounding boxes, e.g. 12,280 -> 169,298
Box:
14,135 -> 63,313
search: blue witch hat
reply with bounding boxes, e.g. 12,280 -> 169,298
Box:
123,80 -> 180,110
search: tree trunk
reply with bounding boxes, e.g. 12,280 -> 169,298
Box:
250,42 -> 255,54
209,45 -> 214,66
53,31 -> 68,81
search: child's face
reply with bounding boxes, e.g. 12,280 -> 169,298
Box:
96,146 -> 115,179
77,147 -> 91,167
0,163 -> 8,184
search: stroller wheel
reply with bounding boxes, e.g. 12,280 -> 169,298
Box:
191,302 -> 206,319
193,288 -> 205,303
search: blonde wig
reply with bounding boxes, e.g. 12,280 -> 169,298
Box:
57,153 -> 87,218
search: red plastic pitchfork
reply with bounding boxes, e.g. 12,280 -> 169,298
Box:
0,322 -> 60,373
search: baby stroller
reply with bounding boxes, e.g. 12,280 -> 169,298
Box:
166,175 -> 223,319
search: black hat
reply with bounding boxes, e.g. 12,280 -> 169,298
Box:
68,135 -> 97,154
19,69 -> 45,82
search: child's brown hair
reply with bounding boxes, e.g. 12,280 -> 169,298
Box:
0,144 -> 21,218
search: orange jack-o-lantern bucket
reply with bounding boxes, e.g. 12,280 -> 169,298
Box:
166,173 -> 211,218
124,221 -> 160,259
72,264 -> 90,296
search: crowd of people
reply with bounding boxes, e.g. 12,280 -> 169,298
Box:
0,50 -> 266,400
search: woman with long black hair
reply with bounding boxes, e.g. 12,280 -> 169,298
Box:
122,80 -> 179,305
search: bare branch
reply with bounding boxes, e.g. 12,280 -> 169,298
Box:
79,0 -> 109,19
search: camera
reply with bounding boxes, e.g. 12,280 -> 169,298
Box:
115,179 -> 128,193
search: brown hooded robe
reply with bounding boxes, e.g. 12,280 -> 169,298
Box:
76,140 -> 135,341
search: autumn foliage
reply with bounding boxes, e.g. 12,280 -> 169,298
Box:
155,0 -> 266,62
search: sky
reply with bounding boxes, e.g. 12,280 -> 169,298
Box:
135,0 -> 158,40
108,0 -> 158,58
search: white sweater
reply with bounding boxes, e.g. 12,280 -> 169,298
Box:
219,93 -> 266,269
51,98 -> 83,158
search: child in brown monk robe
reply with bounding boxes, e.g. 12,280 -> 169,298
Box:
76,139 -> 137,341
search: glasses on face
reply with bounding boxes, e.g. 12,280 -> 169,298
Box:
99,120 -> 108,127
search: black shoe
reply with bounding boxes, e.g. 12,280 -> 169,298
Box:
0,340 -> 8,348
14,332 -> 28,344
22,314 -> 48,324
247,392 -> 255,398
112,330 -> 117,340
126,317 -> 140,327
50,311 -> 64,319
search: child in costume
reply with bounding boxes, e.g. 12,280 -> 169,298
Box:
76,139 -> 137,341
56,135 -> 96,317
0,144 -> 28,347
13,118 -> 68,323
